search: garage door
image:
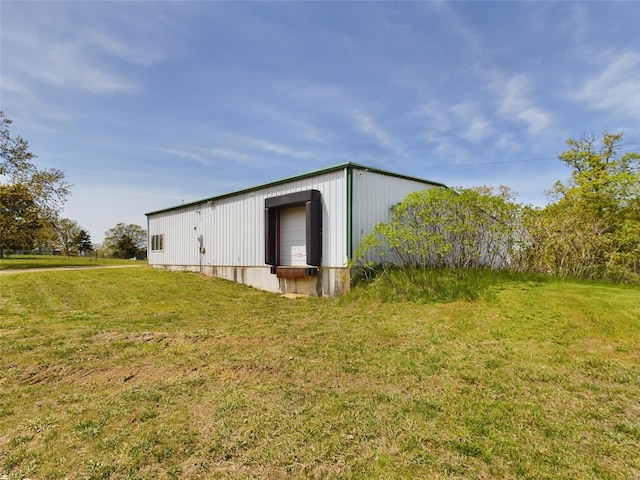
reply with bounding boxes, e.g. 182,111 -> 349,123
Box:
280,206 -> 307,266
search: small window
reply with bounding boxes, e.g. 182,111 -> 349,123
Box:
151,234 -> 164,251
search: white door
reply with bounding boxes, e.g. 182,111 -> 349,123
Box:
280,206 -> 307,266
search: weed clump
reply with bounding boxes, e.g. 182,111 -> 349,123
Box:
349,267 -> 546,303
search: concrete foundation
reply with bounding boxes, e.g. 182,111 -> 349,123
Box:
150,264 -> 351,297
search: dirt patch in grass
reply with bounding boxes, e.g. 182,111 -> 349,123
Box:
93,331 -> 170,344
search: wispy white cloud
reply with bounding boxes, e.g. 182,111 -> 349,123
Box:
495,134 -> 520,151
152,132 -> 322,171
425,133 -> 455,156
420,103 -> 453,132
349,109 -> 406,157
277,80 -> 344,104
1,2 -> 185,96
571,50 -> 640,121
351,110 -> 392,147
4,24 -> 138,94
451,102 -> 493,143
207,148 -> 256,163
562,4 -> 591,44
426,1 -> 484,53
78,4 -> 187,68
153,147 -> 209,166
255,106 -> 327,143
424,3 -> 554,139
228,135 -> 319,161
81,30 -> 171,67
0,76 -> 32,96
491,73 -> 553,135
0,80 -> 75,133
419,101 -> 494,148
464,116 -> 493,143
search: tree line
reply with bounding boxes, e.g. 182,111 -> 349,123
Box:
355,132 -> 639,283
0,111 -> 147,259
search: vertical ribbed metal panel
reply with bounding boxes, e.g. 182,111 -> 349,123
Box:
350,169 -> 439,258
147,204 -> 202,267
148,168 -> 348,268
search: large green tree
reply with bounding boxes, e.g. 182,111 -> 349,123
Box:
0,111 -> 71,257
529,132 -> 639,280
104,223 -> 147,259
550,132 -> 639,221
0,184 -> 41,254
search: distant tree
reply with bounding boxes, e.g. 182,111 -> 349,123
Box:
54,218 -> 82,256
115,234 -> 139,259
0,110 -> 71,257
104,223 -> 147,259
75,229 -> 93,255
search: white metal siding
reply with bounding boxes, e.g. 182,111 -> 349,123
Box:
351,170 -> 439,257
280,206 -> 307,266
147,205 -> 202,267
148,168 -> 348,268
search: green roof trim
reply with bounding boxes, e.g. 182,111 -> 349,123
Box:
145,162 -> 446,216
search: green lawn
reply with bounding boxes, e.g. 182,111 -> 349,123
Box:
0,268 -> 638,479
0,255 -> 146,270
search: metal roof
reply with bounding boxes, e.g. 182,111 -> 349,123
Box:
145,162 -> 446,216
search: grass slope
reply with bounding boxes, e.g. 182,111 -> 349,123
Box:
0,268 -> 638,479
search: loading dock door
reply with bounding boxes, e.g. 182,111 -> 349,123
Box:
280,206 -> 307,266
265,189 -> 322,268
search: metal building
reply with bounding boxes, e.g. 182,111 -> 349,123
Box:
146,163 -> 445,297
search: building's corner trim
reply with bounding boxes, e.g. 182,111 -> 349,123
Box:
346,165 -> 354,262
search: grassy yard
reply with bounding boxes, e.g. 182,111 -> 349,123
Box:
0,268 -> 638,479
0,255 -> 146,270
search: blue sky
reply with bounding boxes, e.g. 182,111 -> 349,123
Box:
2,1 -> 639,243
